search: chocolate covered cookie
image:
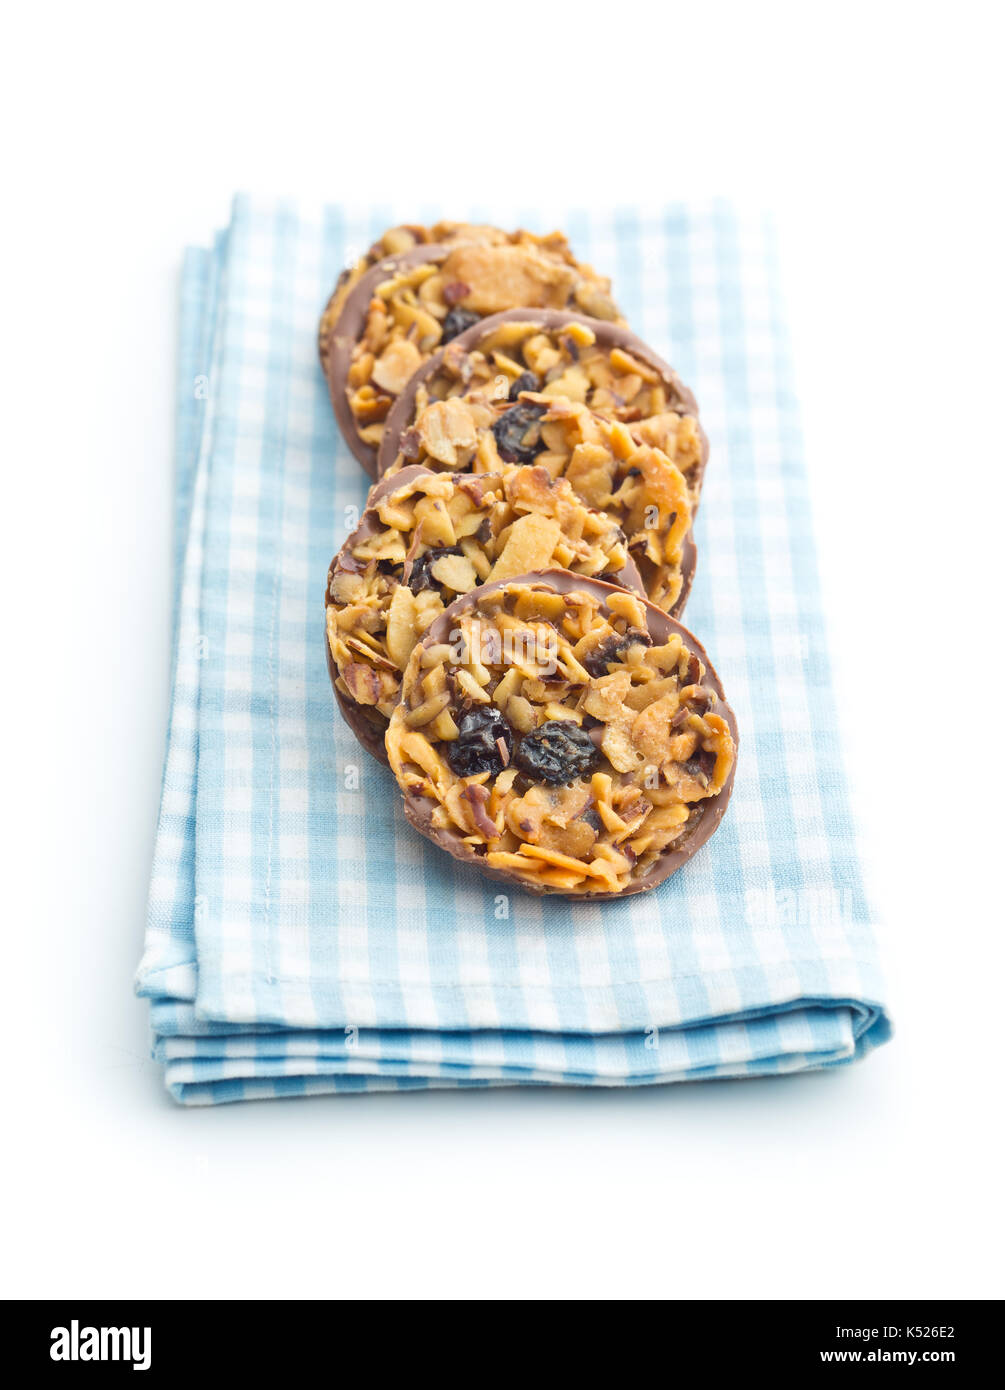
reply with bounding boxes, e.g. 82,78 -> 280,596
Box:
385,573 -> 737,897
322,243 -> 622,476
384,384 -> 696,613
377,309 -> 709,511
318,222 -> 619,372
325,469 -> 643,761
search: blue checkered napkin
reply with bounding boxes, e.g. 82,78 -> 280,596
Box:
135,195 -> 891,1104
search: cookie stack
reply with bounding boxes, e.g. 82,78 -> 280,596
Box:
321,222 -> 738,899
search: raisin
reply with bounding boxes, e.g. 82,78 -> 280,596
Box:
514,720 -> 598,785
446,706 -> 512,778
408,546 -> 463,594
441,307 -> 480,343
508,370 -> 540,401
491,403 -> 547,464
582,808 -> 604,834
582,628 -> 653,677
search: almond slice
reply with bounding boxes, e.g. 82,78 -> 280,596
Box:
516,843 -> 611,881
371,337 -> 424,395
488,512 -> 562,581
416,397 -> 478,466
384,584 -> 418,670
344,636 -> 398,672
430,552 -> 479,593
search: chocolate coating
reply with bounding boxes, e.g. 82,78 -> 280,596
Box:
323,244 -> 449,478
375,308 -> 710,512
395,569 -> 738,900
325,470 -> 648,765
673,531 -> 697,620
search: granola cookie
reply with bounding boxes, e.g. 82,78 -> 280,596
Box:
384,384 -> 696,613
323,245 -> 622,477
385,572 -> 738,898
325,468 -> 644,762
318,222 -> 617,372
376,309 -> 709,511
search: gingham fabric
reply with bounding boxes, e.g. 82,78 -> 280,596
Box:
135,194 -> 891,1104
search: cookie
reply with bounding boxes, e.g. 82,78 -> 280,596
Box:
384,384 -> 697,613
318,222 -> 618,372
323,245 -> 622,477
376,309 -> 709,511
325,468 -> 644,762
385,571 -> 738,898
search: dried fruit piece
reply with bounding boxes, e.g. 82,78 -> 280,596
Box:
513,721 -> 598,785
508,370 -> 540,401
446,706 -> 512,778
582,628 -> 653,677
441,307 -> 481,343
491,403 -> 548,464
407,545 -> 465,594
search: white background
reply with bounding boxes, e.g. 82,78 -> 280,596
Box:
2,1 -> 1003,1300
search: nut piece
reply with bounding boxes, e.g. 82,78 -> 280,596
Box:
417,398 -> 479,466
385,583 -> 419,670
371,338 -> 424,395
440,244 -> 578,316
489,513 -> 563,581
430,552 -> 479,593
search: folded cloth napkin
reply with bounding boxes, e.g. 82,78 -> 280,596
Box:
135,194 -> 891,1104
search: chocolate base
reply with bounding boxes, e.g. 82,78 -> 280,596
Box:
325,469 -> 648,765
674,532 -> 698,619
394,569 -> 738,899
